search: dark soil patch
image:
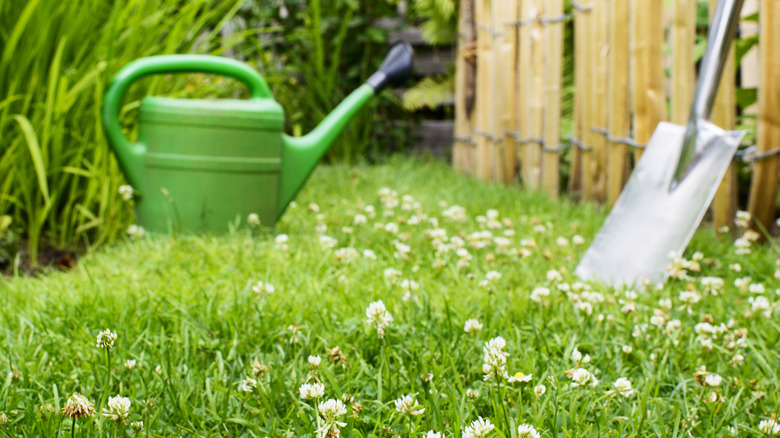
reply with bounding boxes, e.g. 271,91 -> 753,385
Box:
1,242 -> 81,277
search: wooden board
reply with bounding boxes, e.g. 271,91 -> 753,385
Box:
453,0 -> 476,173
606,0 -> 631,206
474,0 -> 493,181
631,0 -> 666,162
589,0 -> 609,202
542,0 -> 562,196
710,0 -> 738,230
496,0 -> 519,183
671,0 -> 696,125
523,0 -> 544,190
568,1 -> 587,198
580,0 -> 596,199
748,0 -> 780,230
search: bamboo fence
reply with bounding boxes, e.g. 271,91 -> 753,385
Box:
453,0 -> 780,231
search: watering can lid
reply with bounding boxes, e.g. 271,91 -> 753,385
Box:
140,97 -> 284,130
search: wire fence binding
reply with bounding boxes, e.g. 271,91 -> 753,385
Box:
506,13 -> 574,27
571,1 -> 594,13
735,145 -> 780,163
567,136 -> 593,152
473,129 -> 505,143
475,23 -> 503,37
453,135 -> 476,145
590,127 -> 647,149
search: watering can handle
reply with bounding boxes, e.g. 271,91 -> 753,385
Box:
101,55 -> 272,189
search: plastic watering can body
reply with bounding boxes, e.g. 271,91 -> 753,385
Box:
102,42 -> 413,233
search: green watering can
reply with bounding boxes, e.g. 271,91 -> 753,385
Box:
102,42 -> 413,233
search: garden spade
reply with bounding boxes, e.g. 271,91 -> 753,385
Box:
575,0 -> 745,287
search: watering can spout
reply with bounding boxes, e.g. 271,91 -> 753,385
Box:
278,41 -> 413,219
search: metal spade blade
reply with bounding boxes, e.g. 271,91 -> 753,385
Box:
575,122 -> 744,286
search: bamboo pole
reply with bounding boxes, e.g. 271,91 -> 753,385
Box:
710,0 -> 738,230
542,0 -> 562,196
568,2 -> 587,198
671,0 -> 696,125
589,0 -> 609,202
748,0 -> 780,230
474,0 -> 493,181
521,0 -> 544,190
453,0 -> 477,174
606,0 -> 630,206
497,0 -> 519,183
580,0 -> 595,198
518,0 -> 531,187
631,0 -> 666,162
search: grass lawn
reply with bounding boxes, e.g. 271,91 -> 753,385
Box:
1,157 -> 779,437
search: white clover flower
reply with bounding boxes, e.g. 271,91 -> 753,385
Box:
384,222 -> 399,234
96,329 -> 117,350
247,213 -> 261,226
362,249 -> 377,260
749,283 -> 766,294
508,372 -> 533,383
102,395 -> 131,423
62,393 -> 95,420
466,388 -> 480,399
118,185 -> 134,201
365,300 -> 393,338
613,377 -> 634,398
730,263 -> 742,272
274,234 -> 289,250
570,368 -> 598,388
319,235 -> 337,249
334,247 -> 360,264
394,394 -> 425,415
704,373 -> 722,387
462,417 -> 495,438
124,359 -> 136,371
650,315 -> 666,327
442,205 -> 467,222
530,287 -> 550,303
353,214 -> 367,225
759,418 -> 780,435
482,337 -> 509,381
730,353 -> 745,366
534,384 -> 546,397
735,210 -> 751,228
572,234 -> 585,245
701,277 -> 725,295
239,378 -> 257,393
423,431 -> 443,438
299,382 -> 325,400
679,290 -> 701,305
317,399 -> 347,438
308,355 -> 321,369
400,279 -> 420,291
252,280 -> 275,296
546,269 -> 563,282
464,318 -> 483,333
384,268 -> 402,282
517,424 -> 541,438
485,270 -> 501,282
749,295 -> 772,317
130,421 -> 144,433
658,298 -> 673,311
308,203 -> 320,212
622,345 -> 633,355
126,224 -> 145,240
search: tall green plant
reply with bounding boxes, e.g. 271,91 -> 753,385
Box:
0,0 -> 247,264
238,0 -> 411,164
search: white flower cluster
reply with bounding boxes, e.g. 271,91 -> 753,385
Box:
316,399 -> 347,438
365,300 -> 393,338
482,337 -> 509,381
102,395 -> 131,423
96,328 -> 117,350
394,394 -> 424,415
